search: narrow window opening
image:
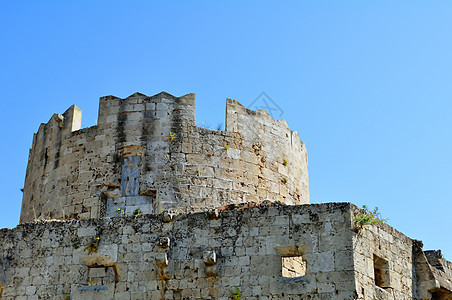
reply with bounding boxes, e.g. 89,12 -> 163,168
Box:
282,255 -> 307,278
373,254 -> 390,288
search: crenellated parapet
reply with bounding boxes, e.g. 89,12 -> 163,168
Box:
9,90 -> 452,300
20,91 -> 309,223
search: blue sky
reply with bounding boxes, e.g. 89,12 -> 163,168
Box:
1,1 -> 451,259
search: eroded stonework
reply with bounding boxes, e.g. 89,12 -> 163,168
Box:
2,91 -> 451,299
20,92 -> 308,223
2,203 -> 452,299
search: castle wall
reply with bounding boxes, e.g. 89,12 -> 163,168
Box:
13,90 -> 452,300
351,209 -> 415,299
20,92 -> 309,223
4,203 -> 448,299
2,203 -> 356,300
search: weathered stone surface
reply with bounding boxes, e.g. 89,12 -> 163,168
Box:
5,91 -> 452,299
20,92 -> 309,223
1,203 -> 451,299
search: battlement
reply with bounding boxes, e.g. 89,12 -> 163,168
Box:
10,91 -> 452,300
20,91 -> 309,223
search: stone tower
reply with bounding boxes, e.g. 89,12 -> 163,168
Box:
1,91 -> 451,300
20,92 -> 309,223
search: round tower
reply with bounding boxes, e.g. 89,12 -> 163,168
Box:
20,92 -> 309,223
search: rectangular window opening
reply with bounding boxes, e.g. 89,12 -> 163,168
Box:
282,256 -> 307,278
373,254 -> 390,288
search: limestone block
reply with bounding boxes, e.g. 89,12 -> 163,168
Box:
77,227 -> 97,237
145,103 -> 155,111
334,250 -> 354,271
226,148 -> 241,159
70,282 -> 115,300
308,251 -> 335,273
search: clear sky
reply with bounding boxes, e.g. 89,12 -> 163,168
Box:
1,1 -> 451,259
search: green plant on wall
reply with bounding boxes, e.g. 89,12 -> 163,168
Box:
116,207 -> 125,216
230,287 -> 241,300
353,205 -> 387,227
224,143 -> 230,150
133,207 -> 142,216
84,237 -> 100,255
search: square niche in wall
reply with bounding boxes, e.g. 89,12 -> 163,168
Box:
373,254 -> 390,288
282,256 -> 307,278
275,245 -> 307,278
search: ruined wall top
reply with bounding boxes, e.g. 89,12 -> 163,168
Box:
4,203 -> 452,299
20,91 -> 309,223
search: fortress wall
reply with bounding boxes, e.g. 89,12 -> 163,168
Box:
225,99 -> 309,205
20,92 -> 309,223
351,207 -> 415,299
20,105 -> 100,223
1,203 -> 357,300
21,92 -> 194,223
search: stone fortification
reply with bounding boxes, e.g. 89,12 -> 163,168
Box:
20,92 -> 309,223
8,90 -> 452,300
1,203 -> 452,299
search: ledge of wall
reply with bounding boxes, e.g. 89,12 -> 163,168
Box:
4,203 -> 356,299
